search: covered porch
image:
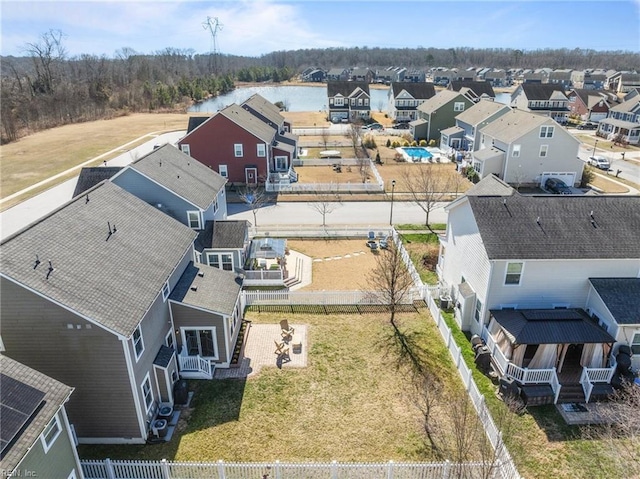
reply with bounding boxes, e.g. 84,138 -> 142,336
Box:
483,309 -> 616,404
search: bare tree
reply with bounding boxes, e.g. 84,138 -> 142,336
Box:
357,157 -> 371,183
401,165 -> 451,230
319,127 -> 330,150
24,29 -> 67,96
308,190 -> 342,226
580,383 -> 640,478
237,186 -> 271,227
345,121 -> 362,156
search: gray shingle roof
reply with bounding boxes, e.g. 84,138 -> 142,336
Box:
589,278 -> 640,325
195,220 -> 248,252
450,81 -> 495,98
169,262 -> 242,315
0,356 -> 74,475
73,167 -> 122,198
390,82 -> 436,100
467,194 -> 640,260
465,174 -> 515,197
417,90 -> 464,114
241,94 -> 285,127
0,181 -> 197,337
219,104 -> 277,143
187,116 -> 208,133
129,144 -> 226,210
490,309 -> 615,345
456,99 -> 511,126
327,81 -> 370,98
479,109 -> 549,143
519,83 -> 566,101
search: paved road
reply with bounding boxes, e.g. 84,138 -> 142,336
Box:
227,200 -> 447,228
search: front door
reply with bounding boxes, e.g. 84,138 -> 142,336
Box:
245,167 -> 258,185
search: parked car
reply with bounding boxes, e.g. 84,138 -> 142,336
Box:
362,123 -> 384,131
577,122 -> 597,130
588,155 -> 610,170
395,122 -> 410,130
545,177 -> 572,195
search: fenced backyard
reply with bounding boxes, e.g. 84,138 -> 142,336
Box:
80,229 -> 521,479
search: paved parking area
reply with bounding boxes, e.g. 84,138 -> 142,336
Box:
214,323 -> 307,379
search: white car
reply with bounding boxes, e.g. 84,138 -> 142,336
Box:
588,156 -> 610,170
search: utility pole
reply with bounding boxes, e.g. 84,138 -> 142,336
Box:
202,16 -> 223,75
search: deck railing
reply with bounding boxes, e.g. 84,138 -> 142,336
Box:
178,354 -> 212,378
580,366 -> 616,402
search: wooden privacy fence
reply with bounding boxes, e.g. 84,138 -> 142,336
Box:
81,458 -> 512,479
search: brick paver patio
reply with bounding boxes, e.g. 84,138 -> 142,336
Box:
214,323 -> 307,379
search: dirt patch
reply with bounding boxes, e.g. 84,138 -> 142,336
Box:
288,239 -> 383,290
281,111 -> 329,127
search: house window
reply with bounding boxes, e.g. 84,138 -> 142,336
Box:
364,99 -> 369,106
540,126 -> 555,138
219,165 -> 228,178
187,211 -> 201,229
505,262 -> 523,285
41,415 -> 62,453
512,145 -> 521,157
334,97 -> 344,106
631,333 -> 640,355
234,144 -> 243,157
133,325 -> 144,360
180,144 -> 191,156
474,298 -> 483,323
141,374 -> 153,414
207,253 -> 233,271
539,145 -> 548,157
165,330 -> 174,349
257,143 -> 266,157
454,102 -> 465,112
162,282 -> 170,301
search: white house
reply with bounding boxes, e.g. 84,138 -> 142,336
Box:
471,110 -> 583,188
437,175 -> 640,403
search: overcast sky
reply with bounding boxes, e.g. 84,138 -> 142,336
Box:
1,0 -> 638,58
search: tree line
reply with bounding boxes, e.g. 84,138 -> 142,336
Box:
2,30 -> 637,144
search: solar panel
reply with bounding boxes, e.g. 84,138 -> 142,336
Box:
0,374 -> 46,453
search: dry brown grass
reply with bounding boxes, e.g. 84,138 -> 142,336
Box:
376,162 -> 473,193
589,172 -> 631,193
295,165 -> 369,184
281,111 -> 329,127
1,113 -> 190,201
288,239 -> 382,290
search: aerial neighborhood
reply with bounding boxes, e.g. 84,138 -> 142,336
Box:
2,43 -> 640,479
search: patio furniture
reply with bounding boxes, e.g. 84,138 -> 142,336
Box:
379,236 -> 389,249
292,342 -> 302,354
280,320 -> 295,341
274,340 -> 290,361
366,240 -> 378,250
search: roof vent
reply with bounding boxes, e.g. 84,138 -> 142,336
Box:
197,271 -> 204,277
85,194 -> 90,204
33,254 -> 41,270
536,216 -> 541,225
190,286 -> 198,292
46,260 -> 54,280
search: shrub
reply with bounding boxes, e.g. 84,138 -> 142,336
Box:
403,141 -> 410,147
391,141 -> 401,148
419,139 -> 428,146
386,139 -> 391,148
428,139 -> 436,147
411,140 -> 418,146
581,167 -> 595,187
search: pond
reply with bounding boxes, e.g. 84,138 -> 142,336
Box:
188,85 -> 512,113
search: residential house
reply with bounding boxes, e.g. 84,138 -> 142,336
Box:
403,69 -> 425,83
0,356 -> 83,479
596,97 -> 640,145
301,68 -> 325,82
327,81 -> 371,123
470,109 -> 582,187
110,144 -> 228,228
432,68 -> 457,86
242,93 -> 294,134
387,82 -> 436,123
326,68 -> 349,82
456,68 -> 477,82
350,68 -> 373,83
177,103 -> 298,186
411,90 -> 474,142
375,67 -> 406,84
522,70 -> 547,83
484,69 -> 508,87
567,89 -> 612,123
606,71 -> 640,94
475,68 -> 491,80
437,175 -> 640,403
449,80 -> 496,102
548,69 -> 573,89
510,83 -> 570,124
194,220 -> 250,273
586,278 -> 640,372
439,99 -> 511,152
0,181 -> 244,443
577,69 -> 608,90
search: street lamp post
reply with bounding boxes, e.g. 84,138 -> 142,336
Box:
389,180 -> 396,226
592,139 -> 598,157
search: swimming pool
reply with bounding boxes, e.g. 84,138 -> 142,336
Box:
399,147 -> 433,162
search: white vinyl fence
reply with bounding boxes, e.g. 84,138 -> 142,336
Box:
81,458 -> 510,479
242,289 -> 422,308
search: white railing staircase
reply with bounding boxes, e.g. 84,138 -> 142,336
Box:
178,353 -> 213,380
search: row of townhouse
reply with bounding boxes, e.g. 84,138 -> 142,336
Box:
0,144 -> 256,445
437,174 -> 640,403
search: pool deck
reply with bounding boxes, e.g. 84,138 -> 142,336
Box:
395,146 -> 449,164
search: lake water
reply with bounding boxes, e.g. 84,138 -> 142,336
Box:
189,85 -> 511,113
